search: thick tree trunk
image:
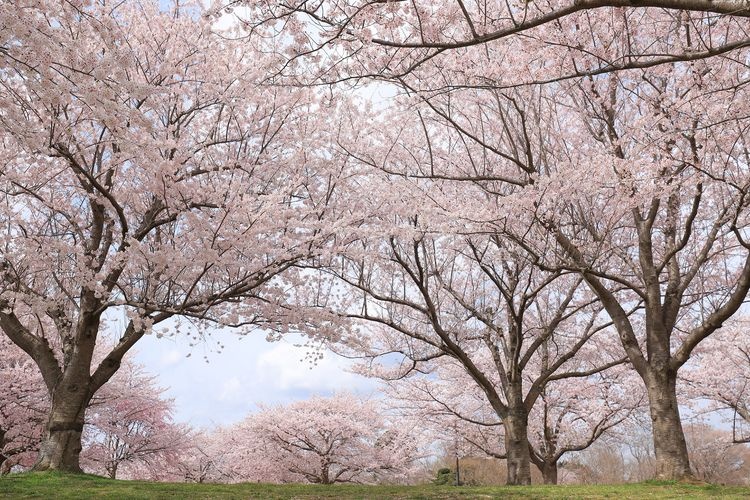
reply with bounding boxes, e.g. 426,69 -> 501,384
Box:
33,374 -> 91,473
647,372 -> 692,480
540,462 -> 558,484
34,425 -> 84,473
504,388 -> 532,486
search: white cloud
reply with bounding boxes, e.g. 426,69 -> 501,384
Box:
133,331 -> 378,428
219,377 -> 242,401
255,342 -> 374,393
160,349 -> 182,367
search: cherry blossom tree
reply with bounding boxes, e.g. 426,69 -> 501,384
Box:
683,319 -> 750,444
0,0 -> 345,472
682,423 -> 750,484
384,356 -> 642,484
234,0 -> 750,88
512,67 -> 750,479
81,360 -> 190,480
0,334 -> 191,478
222,394 -> 424,484
322,217 -> 629,485
168,430 -> 236,483
574,420 -> 750,484
526,368 -> 643,484
0,334 -> 46,474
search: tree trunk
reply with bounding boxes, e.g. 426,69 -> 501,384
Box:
320,460 -> 331,485
0,427 -> 6,474
647,372 -> 692,480
107,461 -> 118,479
540,462 -> 558,484
504,389 -> 532,486
33,374 -> 91,473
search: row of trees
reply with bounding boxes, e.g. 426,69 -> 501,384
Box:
1,0 -> 750,485
431,423 -> 750,486
3,330 -> 748,485
0,331 -> 425,483
242,0 -> 750,483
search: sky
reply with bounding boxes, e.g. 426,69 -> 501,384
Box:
132,329 -> 379,429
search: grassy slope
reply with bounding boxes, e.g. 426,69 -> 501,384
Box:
1,472 -> 749,499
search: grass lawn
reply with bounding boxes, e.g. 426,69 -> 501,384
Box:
1,472 -> 749,499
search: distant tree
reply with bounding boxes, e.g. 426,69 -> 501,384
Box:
224,394 -> 424,484
168,430 -> 236,484
683,319 -> 750,444
570,420 -> 750,485
683,423 -> 750,485
81,360 -> 190,480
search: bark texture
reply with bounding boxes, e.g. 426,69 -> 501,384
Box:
33,372 -> 92,473
647,373 -> 691,479
504,393 -> 532,486
540,463 -> 558,484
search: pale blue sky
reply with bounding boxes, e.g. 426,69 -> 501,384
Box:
133,330 -> 378,428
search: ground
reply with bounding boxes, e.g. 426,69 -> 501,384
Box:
1,472 -> 749,499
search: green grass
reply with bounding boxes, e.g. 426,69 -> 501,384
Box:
1,472 -> 749,499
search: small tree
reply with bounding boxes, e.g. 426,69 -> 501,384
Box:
432,467 -> 455,485
168,430 -> 236,484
